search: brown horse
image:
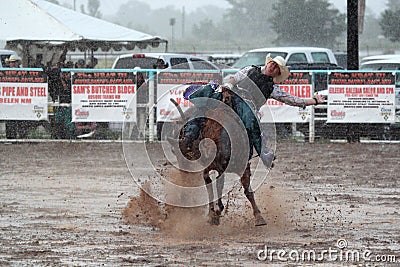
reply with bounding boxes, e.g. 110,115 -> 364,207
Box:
169,87 -> 266,226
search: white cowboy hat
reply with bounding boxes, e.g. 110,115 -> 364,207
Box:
133,66 -> 141,74
265,54 -> 290,83
6,54 -> 21,63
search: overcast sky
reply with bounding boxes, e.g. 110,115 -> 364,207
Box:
62,0 -> 388,16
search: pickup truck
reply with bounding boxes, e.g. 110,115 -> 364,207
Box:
232,46 -> 339,69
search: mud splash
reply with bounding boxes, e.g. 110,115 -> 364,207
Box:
122,161 -> 298,240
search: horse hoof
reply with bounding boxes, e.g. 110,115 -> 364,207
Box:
209,212 -> 220,225
210,216 -> 220,225
255,216 -> 267,226
218,202 -> 224,213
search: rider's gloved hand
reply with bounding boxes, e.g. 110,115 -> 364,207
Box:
222,82 -> 233,90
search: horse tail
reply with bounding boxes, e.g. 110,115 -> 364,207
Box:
170,98 -> 187,121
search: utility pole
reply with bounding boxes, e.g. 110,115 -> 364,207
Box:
169,18 -> 176,51
346,0 -> 360,142
347,0 -> 359,70
182,6 -> 185,39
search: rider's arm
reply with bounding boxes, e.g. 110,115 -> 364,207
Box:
270,85 -> 324,108
223,66 -> 252,89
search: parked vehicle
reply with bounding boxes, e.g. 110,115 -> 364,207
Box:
231,46 -> 338,69
206,53 -> 242,68
360,58 -> 400,106
333,51 -> 347,69
112,52 -> 220,70
0,49 -> 19,68
360,54 -> 400,65
229,46 -> 342,92
360,58 -> 400,70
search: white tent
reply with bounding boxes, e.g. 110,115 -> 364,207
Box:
0,0 -> 168,66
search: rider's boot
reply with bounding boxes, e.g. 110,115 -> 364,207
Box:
260,150 -> 275,168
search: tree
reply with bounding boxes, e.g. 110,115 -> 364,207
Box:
224,0 -> 279,41
387,0 -> 400,10
79,0 -> 102,18
380,8 -> 400,42
192,19 -> 224,40
360,9 -> 382,40
87,0 -> 102,18
270,0 -> 346,47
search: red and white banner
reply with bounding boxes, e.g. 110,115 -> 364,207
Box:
327,72 -> 396,123
0,69 -> 48,120
71,71 -> 136,122
156,71 -> 221,122
260,72 -> 312,123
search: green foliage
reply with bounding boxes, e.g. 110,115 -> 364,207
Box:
380,9 -> 400,42
186,0 -> 281,51
387,0 -> 400,11
270,0 -> 345,48
44,0 -> 393,53
224,0 -> 277,39
192,19 -> 224,40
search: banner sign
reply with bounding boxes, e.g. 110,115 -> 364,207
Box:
156,72 -> 221,122
260,72 -> 312,123
71,71 -> 136,122
327,72 -> 395,123
0,69 -> 48,120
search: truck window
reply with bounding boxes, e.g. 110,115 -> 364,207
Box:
0,55 -> 8,67
114,57 -> 157,69
287,53 -> 307,64
170,58 -> 190,69
232,51 -> 288,69
190,58 -> 218,70
311,52 -> 330,63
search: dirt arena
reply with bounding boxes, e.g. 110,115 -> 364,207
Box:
0,141 -> 399,266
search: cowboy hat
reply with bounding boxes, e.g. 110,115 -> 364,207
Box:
265,54 -> 290,83
6,54 -> 21,63
133,66 -> 141,75
76,59 -> 86,66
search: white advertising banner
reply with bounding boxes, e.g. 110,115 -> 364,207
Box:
156,71 -> 221,122
0,69 -> 48,120
327,72 -> 396,123
71,71 -> 136,122
260,72 -> 312,123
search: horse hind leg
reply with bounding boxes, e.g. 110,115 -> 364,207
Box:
241,163 -> 266,226
204,171 -> 220,225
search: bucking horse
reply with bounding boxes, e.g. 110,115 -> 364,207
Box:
169,83 -> 267,226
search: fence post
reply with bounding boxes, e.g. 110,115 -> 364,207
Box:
309,72 -> 315,143
148,71 -> 155,142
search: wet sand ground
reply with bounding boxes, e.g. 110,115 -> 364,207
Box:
0,141 -> 399,266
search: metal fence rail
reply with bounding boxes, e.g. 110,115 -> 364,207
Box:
0,68 -> 399,142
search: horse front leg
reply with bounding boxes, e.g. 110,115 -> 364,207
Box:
216,172 -> 225,214
241,163 -> 266,226
204,170 -> 220,225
